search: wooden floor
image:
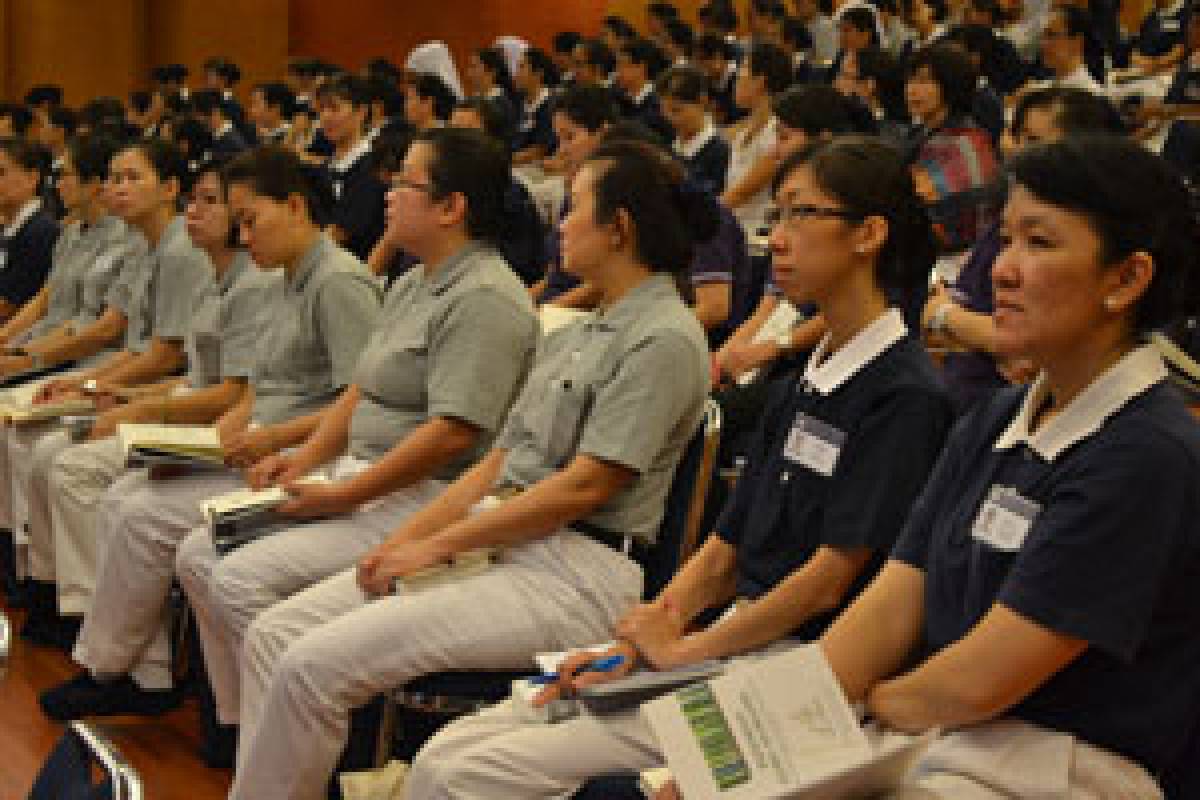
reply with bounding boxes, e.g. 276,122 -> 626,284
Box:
0,600 -> 232,800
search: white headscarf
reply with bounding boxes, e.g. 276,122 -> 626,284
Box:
493,36 -> 531,77
406,41 -> 464,99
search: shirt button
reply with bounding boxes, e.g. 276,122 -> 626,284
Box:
780,471 -> 791,483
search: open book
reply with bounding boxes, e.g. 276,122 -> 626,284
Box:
118,424 -> 225,469
642,645 -> 933,799
538,305 -> 589,335
0,396 -> 95,424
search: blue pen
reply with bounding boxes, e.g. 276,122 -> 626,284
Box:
529,654 -> 626,686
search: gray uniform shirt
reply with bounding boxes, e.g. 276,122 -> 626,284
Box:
347,243 -> 538,476
185,251 -> 283,388
26,215 -> 130,340
121,216 -> 215,352
496,274 -> 710,542
251,234 -> 382,425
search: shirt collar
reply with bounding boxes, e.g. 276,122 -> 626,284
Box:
424,241 -> 487,295
674,119 -> 718,159
215,120 -> 234,138
994,345 -> 1167,461
525,88 -> 551,114
330,135 -> 371,173
587,273 -> 678,331
151,215 -> 187,259
3,199 -> 41,238
216,249 -> 252,295
802,307 -> 907,395
288,233 -> 335,292
1161,0 -> 1186,17
633,82 -> 654,106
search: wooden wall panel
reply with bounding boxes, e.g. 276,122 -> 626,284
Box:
148,0 -> 289,104
287,0 -> 608,74
6,0 -> 146,106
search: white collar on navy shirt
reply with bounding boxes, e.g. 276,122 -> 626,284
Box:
633,82 -> 654,106
525,88 -> 550,114
994,345 -> 1167,461
215,120 -> 234,138
3,198 -> 41,239
802,307 -> 906,395
674,118 -> 718,159
329,135 -> 371,173
1161,0 -> 1186,17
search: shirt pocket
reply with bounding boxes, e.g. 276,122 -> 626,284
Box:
364,333 -> 429,410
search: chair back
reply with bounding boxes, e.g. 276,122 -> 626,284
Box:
27,722 -> 142,800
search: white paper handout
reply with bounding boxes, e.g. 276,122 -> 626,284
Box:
642,644 -> 932,799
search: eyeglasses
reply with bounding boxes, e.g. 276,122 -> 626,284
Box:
390,177 -> 438,194
766,204 -> 864,227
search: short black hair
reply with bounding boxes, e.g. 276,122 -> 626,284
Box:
695,32 -> 734,61
411,73 -> 457,121
68,132 -> 122,182
907,42 -> 979,118
24,85 -> 63,108
454,96 -> 514,145
1008,135 -> 1200,332
366,57 -> 402,84
648,2 -> 680,22
579,38 -> 616,74
621,38 -> 671,80
603,15 -> 637,41
656,65 -> 711,104
553,30 -> 584,55
782,17 -> 815,51
524,47 -> 562,87
316,73 -> 372,107
856,46 -> 908,120
552,85 -> 619,132
118,137 -> 189,185
0,104 -> 33,136
476,47 -> 516,96
745,40 -> 794,94
47,107 -> 79,136
129,91 -> 153,115
190,89 -> 227,118
414,126 -> 513,246
773,85 -> 858,135
0,137 -> 51,177
665,19 -> 695,54
774,136 -> 937,294
224,145 -> 333,224
699,1 -> 739,32
253,82 -> 298,119
1012,87 -> 1125,138
203,57 -> 242,85
840,6 -> 881,41
82,97 -> 128,132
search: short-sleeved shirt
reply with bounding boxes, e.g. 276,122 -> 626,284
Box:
717,309 -> 952,640
513,89 -> 557,155
325,140 -> 388,262
251,234 -> 382,425
185,251 -> 283,388
1136,1 -> 1187,58
348,243 -> 538,475
101,228 -> 151,322
941,223 -> 1008,413
496,274 -> 710,541
122,216 -> 215,352
0,201 -> 59,307
891,346 -> 1200,774
26,214 -> 129,340
674,123 -> 732,195
726,116 -> 778,236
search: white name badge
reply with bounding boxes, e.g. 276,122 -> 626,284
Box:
971,486 -> 1041,551
783,413 -> 846,477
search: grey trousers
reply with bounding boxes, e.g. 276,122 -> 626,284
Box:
72,467 -> 244,689
227,528 -> 644,800
174,476 -> 446,723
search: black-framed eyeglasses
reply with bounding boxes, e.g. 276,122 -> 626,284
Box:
766,204 -> 864,227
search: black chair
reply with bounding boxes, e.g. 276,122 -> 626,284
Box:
372,398 -> 724,765
27,721 -> 143,800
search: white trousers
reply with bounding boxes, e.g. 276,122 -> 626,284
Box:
407,706 -> 1163,800
72,468 -> 244,689
174,476 -> 446,724
228,528 -> 644,800
405,705 -> 1161,800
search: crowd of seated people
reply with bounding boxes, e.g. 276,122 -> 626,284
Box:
1,0 -> 1199,798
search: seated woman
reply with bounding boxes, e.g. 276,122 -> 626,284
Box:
222,139 -> 715,800
37,145 -> 381,720
170,127 -> 538,734
0,134 -> 128,377
404,135 -> 955,799
904,43 -> 999,256
0,138 -> 59,322
923,87 -> 1126,414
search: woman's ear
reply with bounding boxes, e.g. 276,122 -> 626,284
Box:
1104,250 -> 1155,316
853,214 -> 889,258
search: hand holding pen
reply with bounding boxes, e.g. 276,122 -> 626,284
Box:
531,641 -> 639,708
